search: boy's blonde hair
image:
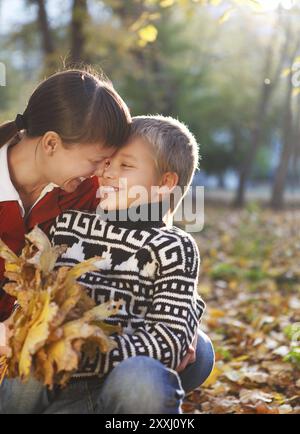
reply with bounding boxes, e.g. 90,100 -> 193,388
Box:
131,115 -> 200,211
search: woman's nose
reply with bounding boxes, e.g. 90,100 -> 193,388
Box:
104,159 -> 111,170
100,159 -> 118,179
94,159 -> 111,178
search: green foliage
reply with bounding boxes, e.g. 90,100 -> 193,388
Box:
210,262 -> 241,280
284,347 -> 300,366
210,262 -> 269,282
215,346 -> 233,361
0,0 -> 299,183
284,324 -> 300,367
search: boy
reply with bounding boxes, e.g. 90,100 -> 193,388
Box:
0,116 -> 214,414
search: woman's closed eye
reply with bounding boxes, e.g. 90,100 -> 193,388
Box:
90,158 -> 106,166
121,163 -> 134,168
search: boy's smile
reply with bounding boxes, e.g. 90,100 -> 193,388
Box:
98,137 -> 162,211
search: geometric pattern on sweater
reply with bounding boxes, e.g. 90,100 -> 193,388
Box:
49,210 -> 206,377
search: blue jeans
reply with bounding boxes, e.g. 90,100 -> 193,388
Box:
0,330 -> 214,414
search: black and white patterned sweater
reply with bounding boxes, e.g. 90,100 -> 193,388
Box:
49,209 -> 206,378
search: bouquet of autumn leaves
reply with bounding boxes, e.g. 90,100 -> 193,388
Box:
0,226 -> 123,389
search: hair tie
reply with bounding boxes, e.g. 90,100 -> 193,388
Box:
15,114 -> 27,131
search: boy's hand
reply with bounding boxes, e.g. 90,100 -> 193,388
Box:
176,333 -> 197,373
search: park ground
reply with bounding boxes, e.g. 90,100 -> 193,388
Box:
182,204 -> 300,414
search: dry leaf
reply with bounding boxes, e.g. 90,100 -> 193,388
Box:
0,226 -> 123,388
239,389 -> 273,405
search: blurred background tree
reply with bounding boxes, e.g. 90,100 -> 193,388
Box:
1,0 -> 300,209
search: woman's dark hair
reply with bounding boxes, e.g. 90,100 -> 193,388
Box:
0,69 -> 132,148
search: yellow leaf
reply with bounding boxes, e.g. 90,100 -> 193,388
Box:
65,257 -> 104,283
231,355 -> 250,362
209,308 -> 226,319
90,321 -> 122,337
202,364 -> 223,388
160,0 -> 175,7
218,7 -> 234,24
292,88 -> 300,97
0,239 -> 20,264
0,356 -> 8,385
293,56 -> 300,64
229,280 -> 238,290
38,246 -> 68,275
221,234 -> 231,244
62,320 -> 101,341
19,292 -> 58,379
138,39 -> 147,48
138,25 -> 158,43
47,339 -> 79,373
281,67 -> 291,78
1,226 -> 123,388
245,0 -> 264,12
26,226 -> 68,275
25,226 -> 52,252
209,248 -> 218,257
83,299 -> 124,322
198,283 -> 212,296
262,259 -> 271,270
273,393 -> 286,405
237,258 -> 248,267
50,283 -> 83,328
5,263 -> 21,273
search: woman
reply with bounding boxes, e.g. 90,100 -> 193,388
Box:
0,68 -> 131,321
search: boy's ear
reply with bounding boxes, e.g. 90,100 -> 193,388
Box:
159,172 -> 179,195
41,131 -> 63,156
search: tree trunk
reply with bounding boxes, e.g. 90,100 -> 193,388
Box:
35,0 -> 54,54
70,0 -> 89,65
31,0 -> 56,72
270,90 -> 293,209
270,41 -> 300,210
290,98 -> 300,188
233,11 -> 289,208
234,82 -> 273,207
218,174 -> 225,189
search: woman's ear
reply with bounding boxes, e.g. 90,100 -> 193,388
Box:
41,131 -> 62,156
158,172 -> 179,198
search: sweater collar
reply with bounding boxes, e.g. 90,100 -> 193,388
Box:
97,201 -> 169,230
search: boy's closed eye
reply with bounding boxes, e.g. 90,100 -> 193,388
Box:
121,163 -> 134,168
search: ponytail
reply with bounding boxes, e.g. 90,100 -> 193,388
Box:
0,120 -> 19,148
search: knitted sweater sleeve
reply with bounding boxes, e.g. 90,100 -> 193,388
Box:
93,232 -> 206,375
